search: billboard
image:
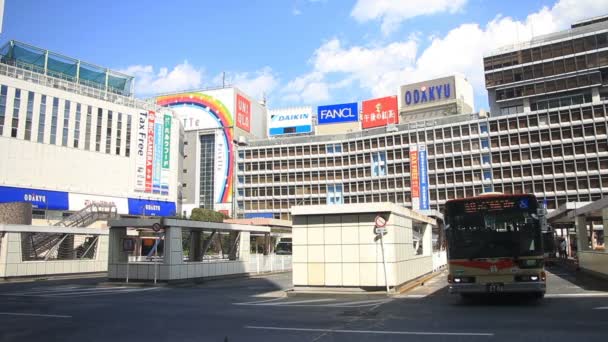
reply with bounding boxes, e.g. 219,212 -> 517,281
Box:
127,198 -> 176,216
0,186 -> 68,210
317,102 -> 358,125
236,94 -> 251,132
68,193 -> 129,214
400,76 -> 455,110
268,107 -> 312,136
134,110 -> 172,197
418,144 -> 430,210
361,96 -> 398,129
409,145 -> 419,210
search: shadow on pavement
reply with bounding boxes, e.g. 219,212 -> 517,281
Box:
547,263 -> 608,292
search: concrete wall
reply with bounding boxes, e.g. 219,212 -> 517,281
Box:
0,202 -> 32,224
0,231 -> 108,278
292,210 -> 433,289
578,251 -> 608,279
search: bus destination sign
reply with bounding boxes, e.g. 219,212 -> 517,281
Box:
459,197 -> 534,213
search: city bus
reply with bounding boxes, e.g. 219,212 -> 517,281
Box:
445,193 -> 546,298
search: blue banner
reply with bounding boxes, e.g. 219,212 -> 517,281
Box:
244,212 -> 274,219
0,186 -> 69,210
127,198 -> 176,216
317,102 -> 359,125
418,145 -> 430,210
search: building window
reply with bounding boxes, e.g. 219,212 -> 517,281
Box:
327,184 -> 343,204
106,110 -> 112,153
11,89 -> 21,138
95,108 -> 102,151
371,151 -> 387,176
480,122 -> 488,134
62,100 -> 70,146
325,143 -> 342,154
37,95 -> 46,143
0,85 -> 6,136
24,92 -> 34,140
125,114 -> 131,157
481,138 -> 489,149
72,104 -> 81,148
85,106 -> 92,150
199,134 -> 215,209
50,97 -> 59,145
116,113 -> 122,155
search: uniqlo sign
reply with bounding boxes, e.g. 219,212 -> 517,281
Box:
361,96 -> 398,129
236,94 -> 251,132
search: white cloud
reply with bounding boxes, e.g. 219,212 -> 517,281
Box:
351,0 -> 468,35
284,0 -> 608,109
121,61 -> 203,96
292,8 -> 302,16
215,67 -> 279,102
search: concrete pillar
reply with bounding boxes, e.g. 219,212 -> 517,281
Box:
163,226 -> 183,265
592,87 -> 600,103
108,227 -> 128,264
575,216 -> 589,253
422,223 -> 433,256
189,230 -> 202,261
239,232 -> 250,261
228,231 -> 239,260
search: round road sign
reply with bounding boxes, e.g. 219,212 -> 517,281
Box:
151,223 -> 162,232
374,215 -> 387,228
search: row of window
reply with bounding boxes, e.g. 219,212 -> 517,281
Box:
484,32 -> 608,71
0,85 -> 133,156
486,50 -> 608,87
241,105 -> 608,160
494,73 -> 601,101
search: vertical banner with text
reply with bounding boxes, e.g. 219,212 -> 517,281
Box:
135,112 -> 148,192
153,122 -> 163,194
145,111 -> 156,193
161,114 -> 171,196
410,144 -> 420,210
418,144 -> 430,210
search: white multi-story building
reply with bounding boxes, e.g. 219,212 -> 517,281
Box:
0,41 -> 182,218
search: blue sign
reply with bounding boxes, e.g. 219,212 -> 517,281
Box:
418,146 -> 430,210
0,186 -> 69,210
317,102 -> 358,125
244,212 -> 274,219
404,83 -> 451,106
127,198 -> 176,216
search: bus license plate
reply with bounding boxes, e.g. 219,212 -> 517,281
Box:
487,283 -> 504,293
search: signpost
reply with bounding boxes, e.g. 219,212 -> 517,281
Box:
374,214 -> 390,294
122,238 -> 135,283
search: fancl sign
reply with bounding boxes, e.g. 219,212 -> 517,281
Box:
400,76 -> 456,109
317,102 -> 358,125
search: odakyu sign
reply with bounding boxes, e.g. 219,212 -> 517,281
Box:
0,186 -> 69,210
317,102 -> 358,125
156,92 -> 234,204
400,76 -> 456,109
127,198 -> 176,216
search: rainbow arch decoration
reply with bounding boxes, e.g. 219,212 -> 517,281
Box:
156,93 -> 234,204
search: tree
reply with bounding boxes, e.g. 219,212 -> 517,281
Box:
190,208 -> 228,223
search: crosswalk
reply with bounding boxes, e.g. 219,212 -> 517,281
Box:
234,297 -> 392,308
0,285 -> 163,298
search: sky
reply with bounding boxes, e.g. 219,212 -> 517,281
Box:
2,0 -> 608,112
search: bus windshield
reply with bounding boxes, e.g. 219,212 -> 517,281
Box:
446,202 -> 542,260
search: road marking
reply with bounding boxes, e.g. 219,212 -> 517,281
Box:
266,299 -> 336,306
1,286 -> 162,298
593,307 -> 608,310
0,286 -> 131,296
545,293 -> 608,298
244,326 -> 494,337
396,294 -> 427,298
234,297 -> 286,305
326,299 -> 391,307
41,287 -> 162,298
0,312 -> 71,318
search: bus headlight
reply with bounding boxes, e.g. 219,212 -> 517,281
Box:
454,277 -> 462,283
530,275 -> 539,281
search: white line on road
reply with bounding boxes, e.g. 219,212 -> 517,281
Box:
266,299 -> 336,306
0,312 -> 71,318
41,287 -> 162,298
245,326 -> 494,337
234,297 -> 287,305
545,293 -> 608,298
326,299 -> 391,307
593,307 -> 608,310
0,286 -> 131,296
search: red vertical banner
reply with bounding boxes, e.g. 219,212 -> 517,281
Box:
236,94 -> 251,132
145,110 -> 156,192
410,144 -> 420,210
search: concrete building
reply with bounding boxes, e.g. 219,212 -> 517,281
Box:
0,41 -> 182,219
484,16 -> 608,115
398,74 -> 475,122
235,16 -> 608,221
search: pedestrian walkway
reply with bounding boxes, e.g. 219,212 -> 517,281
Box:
0,285 -> 162,298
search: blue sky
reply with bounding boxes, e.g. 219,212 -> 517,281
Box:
2,0 -> 606,112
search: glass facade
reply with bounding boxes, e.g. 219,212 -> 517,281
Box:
95,108 -> 102,151
11,89 -> 21,138
106,110 -> 112,154
62,100 -> 70,146
25,92 -> 34,141
199,134 -> 215,209
37,95 -> 46,143
73,104 -> 81,148
237,103 -> 608,220
50,97 -> 59,145
116,112 -> 122,155
125,114 -> 131,157
85,106 -> 92,150
0,85 -> 7,136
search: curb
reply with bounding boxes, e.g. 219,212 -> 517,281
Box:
397,269 -> 445,294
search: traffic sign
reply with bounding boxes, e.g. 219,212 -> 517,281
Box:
152,223 -> 162,232
374,215 -> 387,228
374,227 -> 387,235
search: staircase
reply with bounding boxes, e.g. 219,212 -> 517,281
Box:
53,202 -> 118,228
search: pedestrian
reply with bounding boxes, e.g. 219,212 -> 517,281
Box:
559,238 -> 567,259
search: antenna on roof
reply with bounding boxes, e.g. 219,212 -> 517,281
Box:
222,71 -> 226,88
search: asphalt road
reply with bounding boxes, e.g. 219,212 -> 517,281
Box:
1,265 -> 607,342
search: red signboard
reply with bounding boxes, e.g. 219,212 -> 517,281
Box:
361,96 -> 398,129
236,94 -> 251,132
145,110 -> 156,192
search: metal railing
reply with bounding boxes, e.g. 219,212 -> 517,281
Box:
53,203 -> 117,228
